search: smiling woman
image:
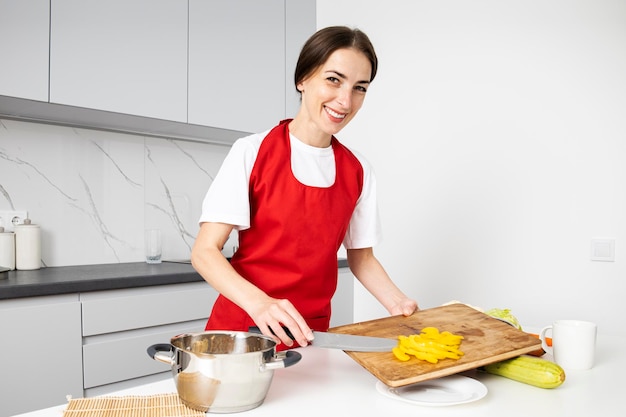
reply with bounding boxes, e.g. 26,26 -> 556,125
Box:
190,26 -> 417,351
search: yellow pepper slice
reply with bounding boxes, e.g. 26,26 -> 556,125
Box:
420,327 -> 441,339
392,327 -> 464,363
392,346 -> 411,361
413,350 -> 439,364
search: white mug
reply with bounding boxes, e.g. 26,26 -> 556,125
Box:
540,320 -> 597,370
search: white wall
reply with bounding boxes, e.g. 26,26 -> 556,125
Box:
318,0 -> 626,333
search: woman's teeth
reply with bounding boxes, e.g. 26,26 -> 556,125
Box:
325,107 -> 345,119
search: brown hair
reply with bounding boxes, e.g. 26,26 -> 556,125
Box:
294,26 -> 378,92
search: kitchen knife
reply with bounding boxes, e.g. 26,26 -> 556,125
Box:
248,326 -> 397,352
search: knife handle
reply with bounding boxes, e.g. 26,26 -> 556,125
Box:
248,325 -> 295,340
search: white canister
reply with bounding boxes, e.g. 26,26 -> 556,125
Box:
15,219 -> 41,270
0,227 -> 16,270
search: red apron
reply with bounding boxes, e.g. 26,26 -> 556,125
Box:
205,120 -> 363,347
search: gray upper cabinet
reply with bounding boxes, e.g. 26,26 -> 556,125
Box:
188,0 -> 316,134
0,0 -> 50,102
189,0 -> 285,133
50,0 -> 188,122
0,0 -> 315,142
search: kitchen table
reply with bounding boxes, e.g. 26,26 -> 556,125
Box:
15,332 -> 622,417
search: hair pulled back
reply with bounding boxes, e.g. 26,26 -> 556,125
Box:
294,26 -> 378,93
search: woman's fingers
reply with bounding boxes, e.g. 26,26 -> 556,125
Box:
253,299 -> 313,347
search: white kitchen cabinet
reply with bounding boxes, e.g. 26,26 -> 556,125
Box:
188,0 -> 285,133
49,0 -> 188,122
188,0 -> 316,134
331,268 -> 355,327
80,274 -> 353,394
0,264 -> 354,415
0,295 -> 83,417
0,0 -> 315,142
80,282 -> 217,393
284,0 -> 317,120
0,0 -> 50,102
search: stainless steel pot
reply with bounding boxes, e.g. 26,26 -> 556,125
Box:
147,331 -> 302,413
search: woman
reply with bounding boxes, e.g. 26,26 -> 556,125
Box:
191,26 -> 417,350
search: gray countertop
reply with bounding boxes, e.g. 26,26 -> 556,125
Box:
0,258 -> 349,300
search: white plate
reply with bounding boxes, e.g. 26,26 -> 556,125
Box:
376,375 -> 488,407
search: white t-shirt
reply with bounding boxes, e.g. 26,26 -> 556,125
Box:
199,129 -> 382,249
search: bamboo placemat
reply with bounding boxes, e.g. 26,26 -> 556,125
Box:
62,393 -> 205,417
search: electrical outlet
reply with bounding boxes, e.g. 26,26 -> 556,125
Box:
0,211 -> 28,232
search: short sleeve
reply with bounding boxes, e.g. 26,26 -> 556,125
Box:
198,133 -> 264,230
342,152 -> 383,249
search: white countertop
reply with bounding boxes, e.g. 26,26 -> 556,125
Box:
17,332 -> 622,417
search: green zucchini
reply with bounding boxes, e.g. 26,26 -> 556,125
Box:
482,355 -> 566,389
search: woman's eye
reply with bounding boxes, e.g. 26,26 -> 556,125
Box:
327,76 -> 340,84
355,85 -> 368,93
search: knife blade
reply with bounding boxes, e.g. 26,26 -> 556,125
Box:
248,326 -> 397,352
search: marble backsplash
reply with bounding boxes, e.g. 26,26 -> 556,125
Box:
0,118 -> 234,267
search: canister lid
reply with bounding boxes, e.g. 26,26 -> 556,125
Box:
0,227 -> 14,237
16,218 -> 38,228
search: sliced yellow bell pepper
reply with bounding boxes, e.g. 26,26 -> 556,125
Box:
392,327 -> 465,364
392,346 -> 411,361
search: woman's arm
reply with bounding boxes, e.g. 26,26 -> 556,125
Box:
346,247 -> 418,316
191,222 -> 313,346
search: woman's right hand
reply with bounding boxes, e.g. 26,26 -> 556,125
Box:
248,297 -> 314,348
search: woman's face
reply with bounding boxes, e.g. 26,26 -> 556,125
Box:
295,48 -> 372,143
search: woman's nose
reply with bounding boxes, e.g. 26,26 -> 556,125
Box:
337,91 -> 352,110
336,88 -> 352,109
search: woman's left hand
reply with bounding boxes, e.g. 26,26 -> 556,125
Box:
389,298 -> 418,317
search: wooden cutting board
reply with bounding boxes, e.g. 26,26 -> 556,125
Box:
328,303 -> 541,387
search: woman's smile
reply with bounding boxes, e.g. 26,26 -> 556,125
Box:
325,105 -> 347,122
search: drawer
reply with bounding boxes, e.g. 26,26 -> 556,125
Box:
83,319 -> 206,388
81,282 -> 217,336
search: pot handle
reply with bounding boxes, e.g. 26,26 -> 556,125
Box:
147,343 -> 175,365
262,350 -> 302,372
